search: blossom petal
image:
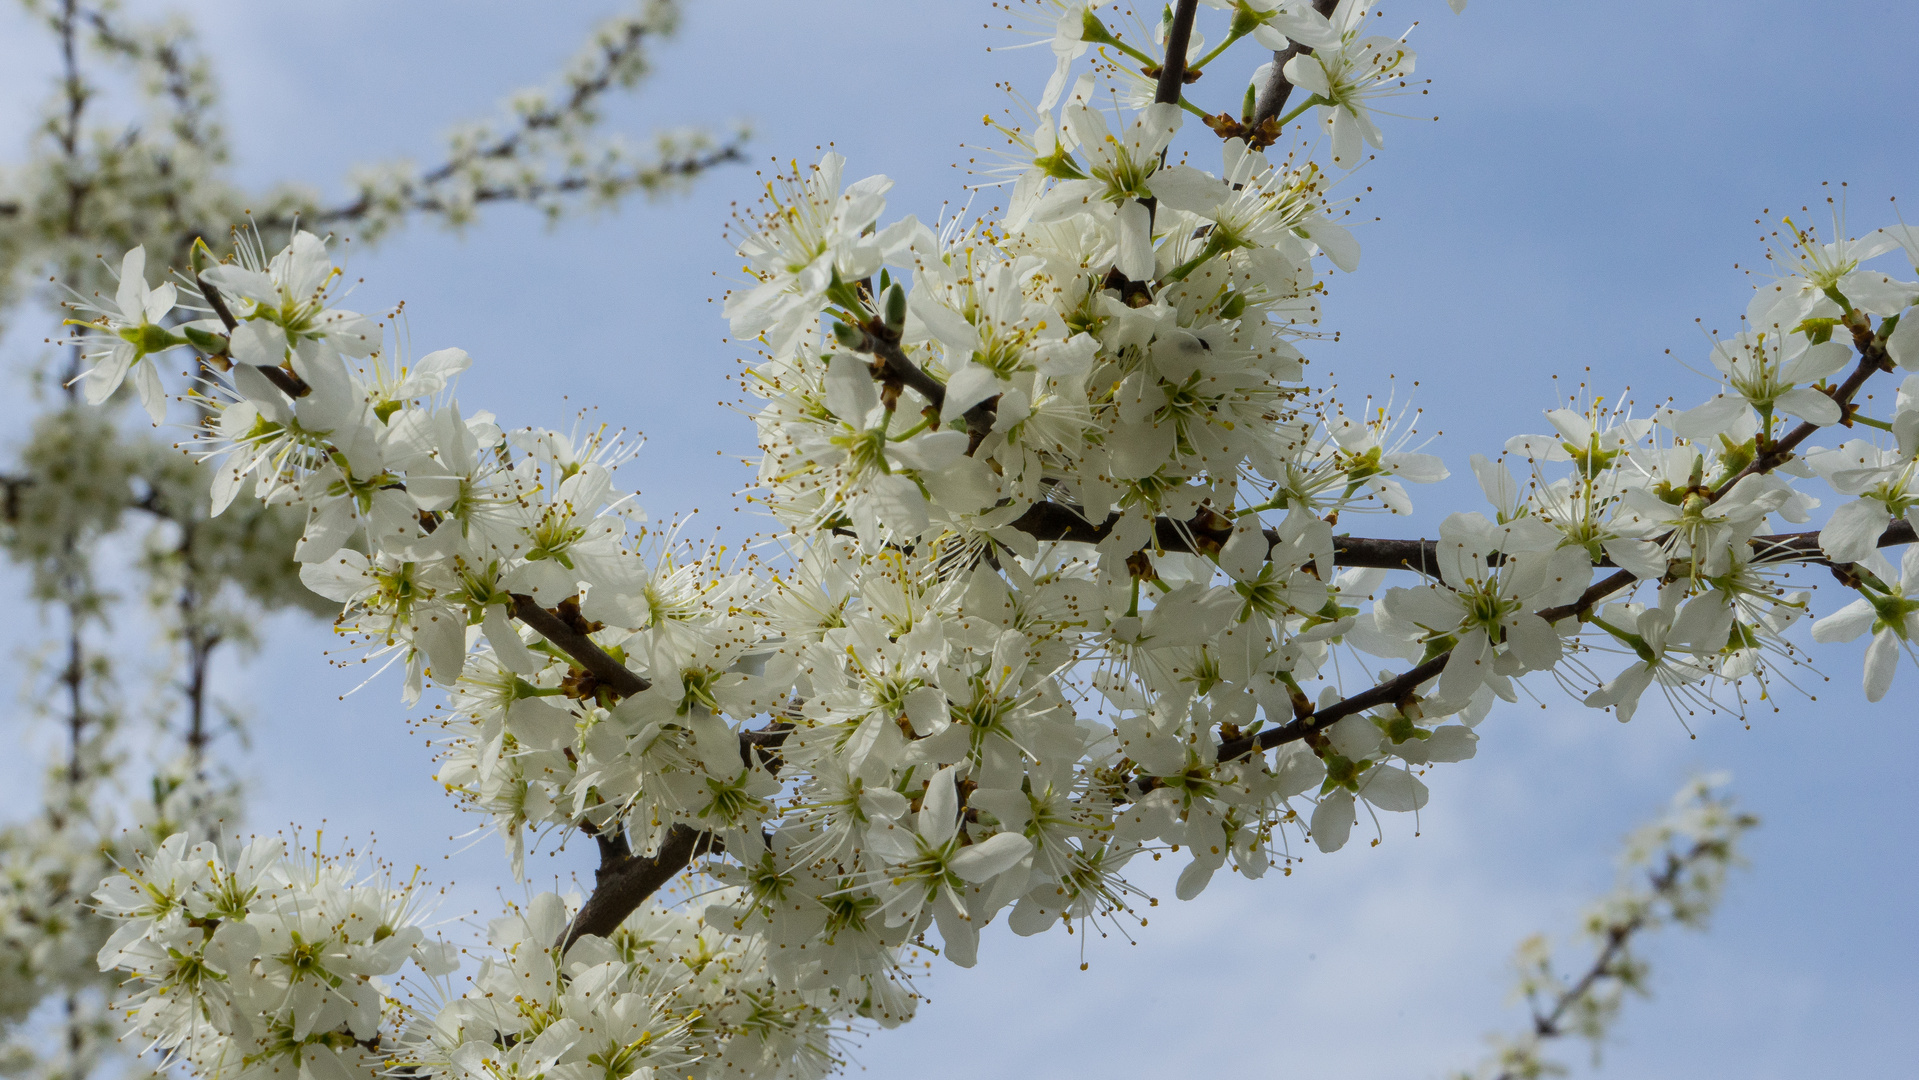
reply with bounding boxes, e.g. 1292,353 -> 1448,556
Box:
950,832 -> 1033,883
1310,789 -> 1355,853
1863,630 -> 1900,703
1820,498 -> 1893,563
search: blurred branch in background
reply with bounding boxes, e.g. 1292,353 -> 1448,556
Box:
0,3 -> 743,1076
1457,777 -> 1759,1080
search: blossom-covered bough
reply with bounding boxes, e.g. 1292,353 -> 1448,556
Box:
1,2 -> 746,1074
67,1 -> 1919,1077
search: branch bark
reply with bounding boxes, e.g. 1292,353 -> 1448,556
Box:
848,322 -> 1005,452
1008,499 -> 1919,575
508,592 -> 650,697
555,824 -> 717,954
1251,0 -> 1339,129
500,601 -> 797,952
1154,1 -> 1202,107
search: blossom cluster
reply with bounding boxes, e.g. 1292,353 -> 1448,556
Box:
93,834 -> 455,1080
3,2 -> 744,1075
408,891 -> 871,1080
61,2 -> 1919,1079
95,834 -> 855,1080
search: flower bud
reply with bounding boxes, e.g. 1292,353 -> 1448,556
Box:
883,284 -> 907,331
189,236 -> 216,278
182,324 -> 229,356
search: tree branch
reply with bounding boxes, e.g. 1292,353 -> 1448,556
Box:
304,142 -> 747,228
1251,0 -> 1338,132
1751,518 -> 1917,562
508,592 -> 649,697
1154,1 -> 1201,107
1211,327 -> 1901,767
860,327 -> 948,413
1009,493 -> 1919,578
497,603 -> 800,954
847,322 -> 1003,451
555,823 -> 717,954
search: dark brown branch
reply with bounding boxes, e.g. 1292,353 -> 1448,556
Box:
255,365 -> 309,400
862,329 -> 948,413
1251,0 -> 1338,132
1013,499 -> 1492,572
1219,652 -> 1446,761
1209,556 -> 1644,766
740,721 -> 794,770
504,607 -> 794,951
196,271 -> 239,331
556,824 -> 717,953
1752,518 -> 1917,562
1213,517 -> 1919,764
850,323 -> 1002,451
509,592 -> 650,697
1010,495 -> 1919,581
1154,1 -> 1202,107
190,265 -> 314,398
553,724 -> 788,953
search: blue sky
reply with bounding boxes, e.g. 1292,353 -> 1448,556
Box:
3,2 -> 1917,1076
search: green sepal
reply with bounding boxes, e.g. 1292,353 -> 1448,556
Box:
1794,316 -> 1840,345
117,322 -> 189,354
884,283 -> 908,330
1319,751 -> 1372,794
182,324 -> 228,354
1374,713 -> 1431,745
